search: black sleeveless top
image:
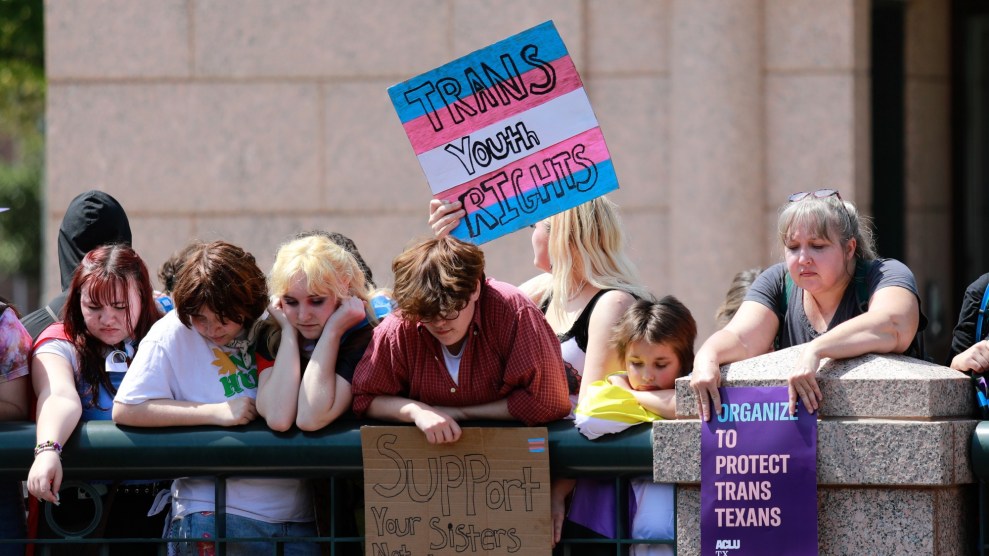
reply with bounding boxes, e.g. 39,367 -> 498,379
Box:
541,289 -> 615,398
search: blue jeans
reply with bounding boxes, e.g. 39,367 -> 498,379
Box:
169,511 -> 318,556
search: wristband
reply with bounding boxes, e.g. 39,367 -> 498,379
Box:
34,440 -> 62,458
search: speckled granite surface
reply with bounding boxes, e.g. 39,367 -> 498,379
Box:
675,486 -> 701,556
675,348 -> 972,418
818,487 -> 974,556
819,488 -> 936,555
672,484 -> 974,555
653,419 -> 977,485
661,350 -> 977,554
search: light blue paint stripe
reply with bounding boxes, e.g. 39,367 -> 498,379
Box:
528,448 -> 546,453
450,158 -> 619,245
528,438 -> 546,443
389,21 -> 569,123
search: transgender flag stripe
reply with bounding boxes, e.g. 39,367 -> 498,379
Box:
434,127 -> 611,209
416,88 -> 599,194
401,57 -> 584,155
528,438 -> 546,453
450,158 -> 618,245
389,21 -> 569,124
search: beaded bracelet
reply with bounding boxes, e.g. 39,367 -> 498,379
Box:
33,440 -> 62,458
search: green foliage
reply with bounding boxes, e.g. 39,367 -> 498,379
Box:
0,147 -> 40,275
0,0 -> 44,137
0,0 -> 43,280
0,1 -> 43,67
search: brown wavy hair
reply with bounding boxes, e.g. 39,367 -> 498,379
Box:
63,244 -> 159,409
714,268 -> 763,328
157,242 -> 199,294
610,296 -> 697,376
172,241 -> 268,327
391,236 -> 484,322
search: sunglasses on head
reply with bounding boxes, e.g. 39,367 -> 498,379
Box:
788,189 -> 842,203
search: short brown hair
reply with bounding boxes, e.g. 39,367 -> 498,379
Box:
391,236 -> 484,322
611,296 -> 697,376
173,241 -> 268,327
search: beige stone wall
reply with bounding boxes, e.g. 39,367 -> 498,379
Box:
43,0 -> 950,346
905,0 -> 953,357
43,0 -> 670,310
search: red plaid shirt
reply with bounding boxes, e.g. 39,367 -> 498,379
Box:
351,278 -> 569,425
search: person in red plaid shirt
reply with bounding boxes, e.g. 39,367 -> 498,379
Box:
351,236 -> 570,444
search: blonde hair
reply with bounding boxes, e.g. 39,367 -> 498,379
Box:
269,235 -> 377,322
544,197 -> 652,319
777,194 -> 877,261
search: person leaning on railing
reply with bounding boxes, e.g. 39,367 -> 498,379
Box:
0,295 -> 31,556
350,236 -> 571,444
28,244 -> 164,555
256,233 -> 382,433
573,297 -> 697,556
255,233 -> 386,554
948,272 -> 989,375
690,189 -> 926,421
112,241 -> 319,556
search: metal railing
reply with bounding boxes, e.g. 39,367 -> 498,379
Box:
0,419 -> 673,555
971,422 -> 989,556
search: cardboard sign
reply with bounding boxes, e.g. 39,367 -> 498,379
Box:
361,426 -> 551,555
701,386 -> 818,556
388,20 -> 619,244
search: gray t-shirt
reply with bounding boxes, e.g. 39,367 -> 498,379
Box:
745,259 -> 921,351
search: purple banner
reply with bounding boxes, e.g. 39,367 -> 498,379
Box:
701,386 -> 818,556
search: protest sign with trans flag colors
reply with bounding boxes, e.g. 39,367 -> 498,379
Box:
388,21 -> 618,244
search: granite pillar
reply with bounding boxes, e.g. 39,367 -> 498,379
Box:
657,348 -> 976,555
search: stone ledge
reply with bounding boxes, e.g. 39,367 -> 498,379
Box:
653,418 -> 977,486
675,348 -> 972,418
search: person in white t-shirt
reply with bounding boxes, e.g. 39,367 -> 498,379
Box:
113,240 -> 317,556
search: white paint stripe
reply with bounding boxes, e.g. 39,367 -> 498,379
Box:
416,88 -> 599,194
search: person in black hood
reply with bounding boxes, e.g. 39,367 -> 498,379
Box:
22,190 -> 132,340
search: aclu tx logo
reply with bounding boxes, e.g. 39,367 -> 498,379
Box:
715,539 -> 740,555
